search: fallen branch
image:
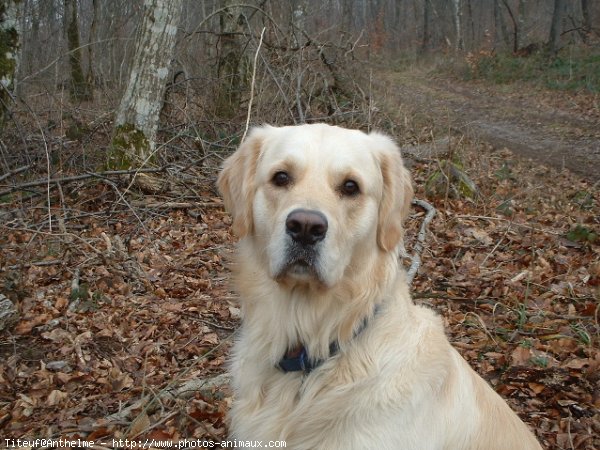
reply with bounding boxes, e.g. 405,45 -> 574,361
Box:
3,259 -> 63,271
0,165 -> 33,183
106,373 -> 231,424
453,214 -> 562,235
406,198 -> 436,284
107,334 -> 234,425
130,201 -> 222,210
0,167 -> 169,198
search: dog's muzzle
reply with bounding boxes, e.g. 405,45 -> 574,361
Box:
279,208 -> 328,279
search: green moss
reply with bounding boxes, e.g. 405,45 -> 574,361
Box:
107,123 -> 151,169
425,159 -> 479,199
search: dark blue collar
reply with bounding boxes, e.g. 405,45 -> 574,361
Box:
277,305 -> 380,374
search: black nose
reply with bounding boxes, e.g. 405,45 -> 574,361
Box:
286,209 -> 328,246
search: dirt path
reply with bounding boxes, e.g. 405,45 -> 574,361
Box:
380,70 -> 600,182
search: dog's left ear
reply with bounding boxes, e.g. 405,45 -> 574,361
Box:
217,127 -> 268,237
371,132 -> 414,252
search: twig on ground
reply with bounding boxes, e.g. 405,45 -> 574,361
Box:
107,372 -> 231,425
130,201 -> 222,210
406,198 -> 437,284
106,335 -> 234,424
0,167 -> 168,198
481,223 -> 512,267
453,214 -> 563,235
0,224 -> 104,255
3,259 -> 63,271
0,165 -> 32,183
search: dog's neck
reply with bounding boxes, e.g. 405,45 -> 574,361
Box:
235,242 -> 404,367
278,302 -> 381,373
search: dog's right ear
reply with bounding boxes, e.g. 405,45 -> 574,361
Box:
217,128 -> 267,237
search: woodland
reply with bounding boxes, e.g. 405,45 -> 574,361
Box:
0,0 -> 599,449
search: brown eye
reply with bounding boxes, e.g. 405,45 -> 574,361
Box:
272,171 -> 291,187
341,179 -> 360,196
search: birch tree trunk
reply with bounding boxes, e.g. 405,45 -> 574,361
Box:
109,0 -> 183,170
0,0 -> 20,122
452,0 -> 464,50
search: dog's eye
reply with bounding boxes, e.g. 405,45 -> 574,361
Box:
341,179 -> 360,197
272,171 -> 291,187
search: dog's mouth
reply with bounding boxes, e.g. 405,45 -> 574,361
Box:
287,259 -> 312,276
276,243 -> 322,283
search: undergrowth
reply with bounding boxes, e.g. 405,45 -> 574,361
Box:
467,45 -> 600,93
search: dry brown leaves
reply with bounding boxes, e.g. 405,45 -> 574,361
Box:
0,172 -> 236,442
0,140 -> 598,448
407,143 -> 599,450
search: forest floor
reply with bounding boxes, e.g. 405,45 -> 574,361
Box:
0,66 -> 599,449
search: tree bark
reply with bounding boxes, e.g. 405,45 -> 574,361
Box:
421,0 -> 433,54
215,0 -> 247,118
494,0 -> 510,50
516,0 -> 526,50
110,0 -> 183,169
581,0 -> 591,41
0,0 -> 20,121
500,0 -> 519,53
548,0 -> 565,54
452,0 -> 464,51
86,0 -> 98,86
64,0 -> 92,101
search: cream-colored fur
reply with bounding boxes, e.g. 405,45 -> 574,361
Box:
218,124 -> 542,450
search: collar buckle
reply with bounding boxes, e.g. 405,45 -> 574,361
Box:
278,347 -> 314,373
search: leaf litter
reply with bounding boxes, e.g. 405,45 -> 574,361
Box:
0,138 -> 598,449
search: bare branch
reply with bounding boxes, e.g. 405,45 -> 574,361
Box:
407,199 -> 437,284
0,165 -> 32,183
242,27 -> 266,143
0,167 -> 168,198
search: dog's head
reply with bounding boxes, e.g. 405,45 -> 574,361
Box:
218,124 -> 413,288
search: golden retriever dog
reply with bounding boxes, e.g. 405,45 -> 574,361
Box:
218,124 -> 542,450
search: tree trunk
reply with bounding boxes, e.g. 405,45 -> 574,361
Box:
342,0 -> 353,32
452,0 -> 464,51
494,0 -> 510,50
64,0 -> 92,101
465,0 -> 474,51
548,0 -> 565,54
86,0 -> 98,86
0,0 -> 20,122
581,0 -> 591,42
516,0 -> 526,50
421,0 -> 433,54
215,0 -> 247,118
109,0 -> 183,170
500,0 -> 519,53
